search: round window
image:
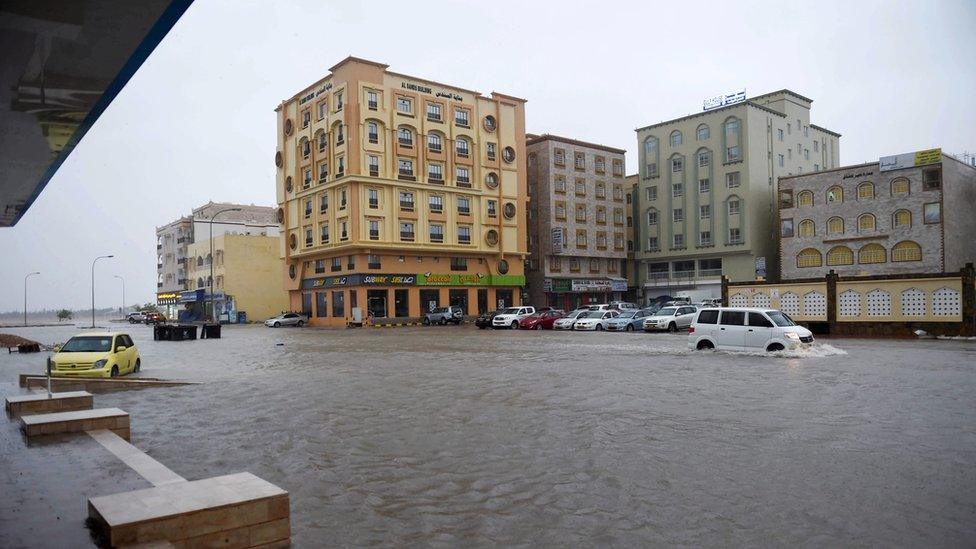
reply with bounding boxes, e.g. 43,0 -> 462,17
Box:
485,229 -> 499,246
285,176 -> 293,193
275,151 -> 283,168
276,208 -> 284,223
289,234 -> 297,250
497,259 -> 509,275
483,115 -> 496,132
288,264 -> 297,279
485,172 -> 499,189
284,118 -> 293,136
503,202 -> 517,219
502,146 -> 515,163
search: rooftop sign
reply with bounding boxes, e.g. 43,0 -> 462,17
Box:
879,148 -> 942,172
703,89 -> 746,111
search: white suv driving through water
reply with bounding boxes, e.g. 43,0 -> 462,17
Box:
688,307 -> 814,352
491,306 -> 536,329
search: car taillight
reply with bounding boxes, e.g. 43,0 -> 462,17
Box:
688,326 -> 695,334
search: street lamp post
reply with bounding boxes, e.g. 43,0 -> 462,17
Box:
114,275 -> 125,319
91,255 -> 115,328
208,207 -> 241,322
24,272 -> 39,327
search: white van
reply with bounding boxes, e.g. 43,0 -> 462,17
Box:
688,307 -> 814,352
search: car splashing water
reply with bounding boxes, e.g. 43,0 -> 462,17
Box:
1,324 -> 975,547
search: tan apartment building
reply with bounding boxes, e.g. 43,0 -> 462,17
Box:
525,134 -> 628,310
275,57 -> 528,326
185,233 -> 289,322
625,175 -> 639,301
778,149 -> 976,280
634,90 -> 841,304
156,202 -> 279,317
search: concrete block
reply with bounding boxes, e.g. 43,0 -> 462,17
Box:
4,391 -> 93,417
89,473 -> 289,548
20,408 -> 128,440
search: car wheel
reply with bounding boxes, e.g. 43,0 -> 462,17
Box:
297,320 -> 304,327
478,325 -> 486,329
596,325 -> 603,331
766,343 -> 785,352
533,324 -> 542,330
273,322 -> 280,328
511,321 -> 519,329
110,366 -> 119,378
696,340 -> 714,350
134,359 -> 141,372
668,322 -> 677,333
423,317 -> 430,325
625,324 -> 634,332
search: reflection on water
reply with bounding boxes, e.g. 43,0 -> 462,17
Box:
2,324 -> 975,547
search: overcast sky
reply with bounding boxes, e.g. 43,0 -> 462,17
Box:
1,0 -> 974,312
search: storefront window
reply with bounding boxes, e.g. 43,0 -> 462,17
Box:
367,289 -> 388,318
332,291 -> 345,317
302,293 -> 312,317
316,292 -> 328,318
477,289 -> 488,314
395,289 -> 410,317
449,289 -> 468,315
495,289 -> 513,309
420,289 -> 440,312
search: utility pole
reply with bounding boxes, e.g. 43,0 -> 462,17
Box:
24,271 -> 39,326
91,255 -> 115,328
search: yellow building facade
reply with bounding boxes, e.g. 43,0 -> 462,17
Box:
186,234 -> 289,322
275,57 -> 528,326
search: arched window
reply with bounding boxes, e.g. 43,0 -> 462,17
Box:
646,208 -> 659,226
827,216 -> 844,235
206,253 -> 212,265
643,137 -> 659,177
427,131 -> 443,152
397,127 -> 413,147
858,243 -> 886,264
669,130 -> 682,147
723,117 -> 742,162
334,122 -> 344,145
857,182 -> 875,200
798,219 -> 815,237
366,120 -> 380,144
893,209 -> 911,228
857,213 -> 876,232
315,130 -> 327,152
797,190 -> 814,206
826,245 -> 854,266
196,256 -> 203,267
197,277 -> 204,288
456,136 -> 470,156
300,137 -> 310,159
696,124 -> 710,140
826,185 -> 843,203
890,177 -> 910,197
797,248 -> 822,268
892,240 -> 922,262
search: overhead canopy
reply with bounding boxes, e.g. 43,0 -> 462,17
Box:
0,0 -> 193,227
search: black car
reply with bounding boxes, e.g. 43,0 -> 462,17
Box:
475,310 -> 499,329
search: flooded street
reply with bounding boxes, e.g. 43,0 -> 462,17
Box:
2,324 -> 976,547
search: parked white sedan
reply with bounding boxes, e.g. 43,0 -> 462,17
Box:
642,305 -> 698,332
573,310 -> 619,331
552,310 -> 589,330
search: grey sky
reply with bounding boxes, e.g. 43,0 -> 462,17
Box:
2,0 -> 974,312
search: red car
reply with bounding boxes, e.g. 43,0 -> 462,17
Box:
518,309 -> 566,330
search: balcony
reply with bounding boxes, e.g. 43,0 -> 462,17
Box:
400,231 -> 415,241
156,244 -> 163,250
399,201 -> 414,211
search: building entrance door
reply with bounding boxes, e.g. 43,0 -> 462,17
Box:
419,289 -> 440,313
394,290 -> 409,317
477,289 -> 488,314
367,290 -> 387,318
495,289 -> 513,308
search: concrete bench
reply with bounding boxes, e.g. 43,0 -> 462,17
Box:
5,391 -> 93,417
20,408 -> 130,441
88,472 -> 290,548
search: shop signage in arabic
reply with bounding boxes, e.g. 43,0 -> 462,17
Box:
401,81 -> 463,101
703,89 -> 746,111
299,82 -> 334,105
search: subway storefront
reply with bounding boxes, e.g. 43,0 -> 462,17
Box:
296,273 -> 526,326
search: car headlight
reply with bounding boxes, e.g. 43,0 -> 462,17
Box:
784,332 -> 800,340
93,359 -> 108,369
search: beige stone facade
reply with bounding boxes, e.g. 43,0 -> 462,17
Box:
778,152 -> 976,280
275,57 -> 528,326
634,90 -> 840,303
525,134 -> 628,310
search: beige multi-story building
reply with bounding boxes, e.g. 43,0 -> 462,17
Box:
778,149 -> 976,280
633,90 -> 841,304
625,175 -> 639,300
155,202 -> 279,317
186,233 -> 289,321
524,134 -> 628,309
275,57 -> 528,326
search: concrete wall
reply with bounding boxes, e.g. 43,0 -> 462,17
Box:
942,156 -> 976,272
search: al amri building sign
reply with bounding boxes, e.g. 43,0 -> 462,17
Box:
879,148 -> 942,172
703,89 -> 746,111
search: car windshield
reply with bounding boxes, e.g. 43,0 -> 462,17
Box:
617,311 -> 637,319
580,311 -> 601,319
656,307 -> 677,316
497,308 -> 518,315
767,311 -> 796,327
432,307 -> 448,313
60,336 -> 112,353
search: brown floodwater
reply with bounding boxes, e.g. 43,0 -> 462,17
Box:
2,324 -> 975,547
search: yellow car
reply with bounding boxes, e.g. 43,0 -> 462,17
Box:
50,332 -> 141,378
